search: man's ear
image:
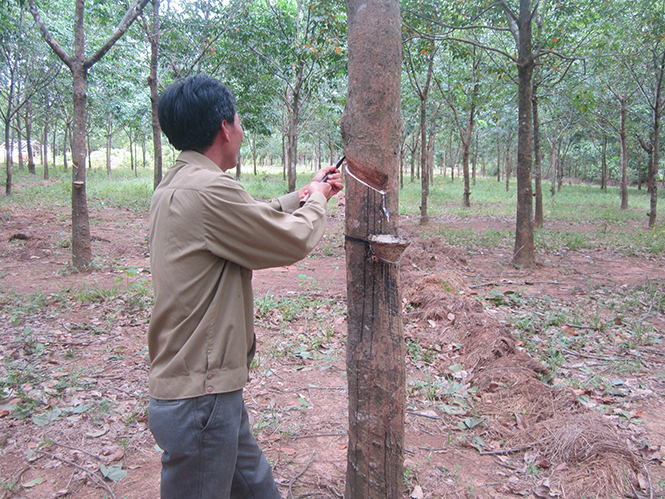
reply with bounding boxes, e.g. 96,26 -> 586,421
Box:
219,120 -> 231,142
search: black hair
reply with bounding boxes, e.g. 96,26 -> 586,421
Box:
158,74 -> 236,152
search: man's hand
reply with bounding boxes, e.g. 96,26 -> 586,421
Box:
299,164 -> 344,202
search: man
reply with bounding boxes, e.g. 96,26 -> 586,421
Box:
147,74 -> 342,499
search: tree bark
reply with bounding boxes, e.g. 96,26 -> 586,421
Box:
71,62 -> 93,269
496,127 -> 501,182
4,115 -> 12,196
505,146 -> 511,191
533,81 -> 543,228
601,135 -> 607,191
619,95 -> 628,210
287,93 -> 300,192
650,100 -> 660,227
16,115 -> 24,170
341,0 -> 405,494
25,100 -> 36,175
416,51 -> 436,224
43,119 -> 49,180
508,0 -> 535,266
147,0 -> 162,189
106,112 -> 113,177
63,121 -> 69,170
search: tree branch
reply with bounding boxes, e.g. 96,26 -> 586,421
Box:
27,0 -> 73,70
497,0 -> 519,47
85,0 -> 151,69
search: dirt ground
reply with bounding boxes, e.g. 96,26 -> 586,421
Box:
0,198 -> 664,498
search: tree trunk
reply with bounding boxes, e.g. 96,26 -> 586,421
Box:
106,112 -> 113,177
16,115 -> 24,170
557,140 -> 563,192
4,117 -> 12,196
149,0 -> 162,189
472,130 -> 479,185
649,99 -> 661,227
43,119 -> 49,180
341,0 -> 405,494
533,82 -> 543,228
282,134 -> 286,180
461,81 -> 478,208
129,131 -> 135,171
63,122 -> 69,170
427,129 -> 435,186
619,96 -> 628,209
496,128 -> 501,182
71,63 -> 92,269
25,100 -> 36,175
462,133 -> 471,206
505,146 -> 511,191
601,136 -> 607,190
409,135 -> 417,182
510,0 -> 535,266
287,99 -> 299,192
449,129 -> 455,182
52,119 -> 57,168
420,96 -> 429,223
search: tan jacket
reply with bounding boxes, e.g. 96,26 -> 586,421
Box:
148,151 -> 327,399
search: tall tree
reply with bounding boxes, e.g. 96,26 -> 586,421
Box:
342,0 -> 405,495
625,0 -> 665,228
1,4 -> 57,194
438,46 -> 487,207
145,0 -> 162,189
226,0 -> 346,192
28,0 -> 149,269
404,45 -> 437,223
497,0 -> 536,266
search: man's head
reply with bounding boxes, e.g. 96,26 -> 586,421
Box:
158,74 -> 236,153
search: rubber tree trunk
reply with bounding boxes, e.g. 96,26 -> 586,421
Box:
619,96 -> 628,210
649,100 -> 660,227
148,0 -> 162,189
461,79 -> 478,208
533,81 -> 543,228
25,100 -> 36,175
287,99 -> 299,192
4,116 -> 12,196
418,52 -> 435,224
43,120 -> 49,180
106,112 -> 113,177
71,64 -> 92,269
510,0 -> 535,267
63,122 -> 69,170
601,136 -> 607,191
341,0 -> 405,495
17,115 -> 24,170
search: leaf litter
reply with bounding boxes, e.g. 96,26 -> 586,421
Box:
0,204 -> 663,498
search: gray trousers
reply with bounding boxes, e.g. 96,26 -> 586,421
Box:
149,390 -> 281,499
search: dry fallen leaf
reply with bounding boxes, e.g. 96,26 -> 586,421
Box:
561,325 -> 577,335
410,485 -> 424,499
110,447 -> 124,462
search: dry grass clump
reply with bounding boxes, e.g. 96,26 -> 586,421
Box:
530,412 -> 644,497
399,235 -> 652,498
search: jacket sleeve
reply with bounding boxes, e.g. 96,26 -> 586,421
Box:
200,177 -> 327,270
268,191 -> 301,213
